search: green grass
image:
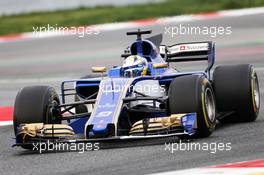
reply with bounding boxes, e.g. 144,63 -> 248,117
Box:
1,0 -> 264,35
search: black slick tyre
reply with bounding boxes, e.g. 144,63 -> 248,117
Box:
168,75 -> 216,138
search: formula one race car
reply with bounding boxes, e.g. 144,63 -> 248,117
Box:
13,29 -> 260,149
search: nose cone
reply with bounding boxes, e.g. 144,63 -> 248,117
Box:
89,124 -> 108,138
93,122 -> 108,133
85,78 -> 130,139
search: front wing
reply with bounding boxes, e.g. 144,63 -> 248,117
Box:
13,113 -> 197,148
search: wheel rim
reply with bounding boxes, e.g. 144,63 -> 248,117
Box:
252,73 -> 260,112
46,99 -> 60,123
204,88 -> 216,122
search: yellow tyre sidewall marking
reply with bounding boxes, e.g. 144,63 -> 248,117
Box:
251,69 -> 257,113
201,84 -> 210,128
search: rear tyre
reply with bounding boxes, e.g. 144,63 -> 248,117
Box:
168,75 -> 216,138
75,95 -> 88,114
13,86 -> 60,149
74,74 -> 100,114
213,64 -> 260,123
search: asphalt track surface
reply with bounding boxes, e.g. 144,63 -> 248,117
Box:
1,13 -> 264,175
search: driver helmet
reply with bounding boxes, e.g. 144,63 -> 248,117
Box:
123,55 -> 148,77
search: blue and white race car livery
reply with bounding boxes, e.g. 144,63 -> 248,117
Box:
13,29 -> 260,150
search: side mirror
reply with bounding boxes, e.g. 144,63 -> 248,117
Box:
152,63 -> 168,69
92,66 -> 107,73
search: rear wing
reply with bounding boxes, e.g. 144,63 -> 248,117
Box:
159,41 -> 215,72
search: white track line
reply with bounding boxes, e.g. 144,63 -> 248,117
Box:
0,121 -> 13,126
151,159 -> 264,175
150,168 -> 264,175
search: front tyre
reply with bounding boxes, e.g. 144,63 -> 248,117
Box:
13,86 -> 61,149
168,75 -> 216,138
